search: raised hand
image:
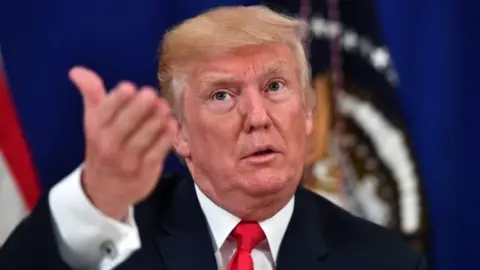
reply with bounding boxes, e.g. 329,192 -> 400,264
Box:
69,67 -> 178,220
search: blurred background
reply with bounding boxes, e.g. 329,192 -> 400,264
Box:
0,0 -> 479,269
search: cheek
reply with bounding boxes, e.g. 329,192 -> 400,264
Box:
187,110 -> 240,160
207,98 -> 236,113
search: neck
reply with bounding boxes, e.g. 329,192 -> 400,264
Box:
196,178 -> 295,221
185,160 -> 299,221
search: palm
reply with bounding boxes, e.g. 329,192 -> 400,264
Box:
69,66 -> 176,219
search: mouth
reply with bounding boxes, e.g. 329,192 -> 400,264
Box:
242,147 -> 280,164
251,149 -> 275,156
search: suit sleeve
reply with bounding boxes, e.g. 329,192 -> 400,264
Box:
415,255 -> 429,270
48,165 -> 141,270
0,166 -> 142,270
0,193 -> 72,270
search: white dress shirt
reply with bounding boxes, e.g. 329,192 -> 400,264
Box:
48,166 -> 294,270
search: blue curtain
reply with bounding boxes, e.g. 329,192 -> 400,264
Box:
376,0 -> 480,269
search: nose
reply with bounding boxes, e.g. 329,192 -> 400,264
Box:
239,88 -> 272,132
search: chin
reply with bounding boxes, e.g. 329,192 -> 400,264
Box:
241,169 -> 293,197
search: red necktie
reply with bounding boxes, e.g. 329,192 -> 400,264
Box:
227,221 -> 266,270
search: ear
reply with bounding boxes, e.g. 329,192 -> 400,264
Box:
173,121 -> 191,158
303,86 -> 316,137
305,109 -> 313,137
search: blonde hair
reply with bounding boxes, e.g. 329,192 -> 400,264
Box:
158,5 -> 315,117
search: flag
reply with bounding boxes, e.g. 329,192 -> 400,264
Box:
0,0 -> 257,244
0,61 -> 39,245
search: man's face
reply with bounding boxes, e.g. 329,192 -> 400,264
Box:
176,44 -> 312,200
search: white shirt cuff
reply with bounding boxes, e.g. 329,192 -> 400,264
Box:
48,165 -> 141,270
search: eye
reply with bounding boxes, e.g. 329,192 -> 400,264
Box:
208,89 -> 235,113
267,81 -> 285,92
212,90 -> 232,101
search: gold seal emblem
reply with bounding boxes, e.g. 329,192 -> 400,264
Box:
303,73 -> 428,253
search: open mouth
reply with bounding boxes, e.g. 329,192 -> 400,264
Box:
243,147 -> 279,163
251,149 -> 275,156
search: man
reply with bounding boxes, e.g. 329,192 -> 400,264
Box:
0,5 -> 427,270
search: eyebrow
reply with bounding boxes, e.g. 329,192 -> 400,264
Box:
258,60 -> 290,81
261,60 -> 290,75
199,73 -> 239,86
199,60 -> 291,87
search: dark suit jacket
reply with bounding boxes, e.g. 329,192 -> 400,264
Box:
0,172 -> 428,270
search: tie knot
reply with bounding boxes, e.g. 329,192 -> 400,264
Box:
230,221 -> 266,252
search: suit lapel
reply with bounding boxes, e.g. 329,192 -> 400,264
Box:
154,174 -> 218,270
276,187 -> 330,270
151,174 -> 335,270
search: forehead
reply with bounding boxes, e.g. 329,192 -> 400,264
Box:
192,44 -> 296,80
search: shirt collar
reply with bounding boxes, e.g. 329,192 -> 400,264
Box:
194,183 -> 294,262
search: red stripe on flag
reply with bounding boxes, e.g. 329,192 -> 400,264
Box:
0,71 -> 40,210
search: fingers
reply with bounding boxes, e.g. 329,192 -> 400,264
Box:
124,100 -> 170,157
110,86 -> 160,142
75,67 -> 175,168
98,82 -> 136,126
143,117 -> 178,166
69,66 -> 107,109
119,99 -> 176,172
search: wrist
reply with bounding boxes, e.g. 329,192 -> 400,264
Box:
80,170 -> 130,221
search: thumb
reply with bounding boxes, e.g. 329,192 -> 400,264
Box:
69,66 -> 106,109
